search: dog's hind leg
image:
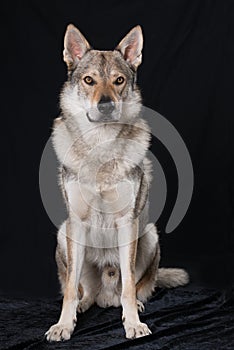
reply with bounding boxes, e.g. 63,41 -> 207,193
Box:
136,223 -> 189,300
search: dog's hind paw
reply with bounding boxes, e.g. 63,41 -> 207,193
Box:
137,300 -> 145,313
77,297 -> 93,313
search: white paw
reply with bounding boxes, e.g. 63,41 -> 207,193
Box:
124,322 -> 152,339
45,322 -> 75,342
137,300 -> 145,313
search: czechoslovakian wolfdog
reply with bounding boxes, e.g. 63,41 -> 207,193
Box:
45,24 -> 189,342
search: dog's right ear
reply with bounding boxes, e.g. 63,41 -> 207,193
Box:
63,24 -> 91,70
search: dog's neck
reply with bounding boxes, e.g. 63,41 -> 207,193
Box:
64,108 -> 140,149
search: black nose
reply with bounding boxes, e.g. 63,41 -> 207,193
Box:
97,96 -> 115,115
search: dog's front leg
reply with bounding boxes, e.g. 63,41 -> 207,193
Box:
118,218 -> 152,339
46,217 -> 85,342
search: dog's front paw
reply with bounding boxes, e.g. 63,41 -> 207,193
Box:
45,322 -> 75,342
124,322 -> 152,339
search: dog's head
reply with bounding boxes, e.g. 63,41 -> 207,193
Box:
60,24 -> 143,123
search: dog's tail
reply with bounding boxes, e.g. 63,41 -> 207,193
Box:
156,268 -> 189,288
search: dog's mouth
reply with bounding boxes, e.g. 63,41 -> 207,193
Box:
86,112 -> 95,122
86,112 -> 120,123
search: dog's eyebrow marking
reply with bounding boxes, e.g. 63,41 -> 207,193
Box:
113,56 -> 134,78
110,70 -> 122,78
82,70 -> 98,77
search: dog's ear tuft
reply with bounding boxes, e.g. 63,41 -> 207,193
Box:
63,24 -> 91,70
116,25 -> 143,70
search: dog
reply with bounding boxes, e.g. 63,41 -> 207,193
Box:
45,24 -> 189,342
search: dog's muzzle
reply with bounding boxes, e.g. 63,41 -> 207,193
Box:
96,96 -> 115,122
87,96 -> 120,122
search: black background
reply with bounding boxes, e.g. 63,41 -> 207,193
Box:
2,0 -> 234,300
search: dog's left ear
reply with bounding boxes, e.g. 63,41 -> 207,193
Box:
116,25 -> 143,70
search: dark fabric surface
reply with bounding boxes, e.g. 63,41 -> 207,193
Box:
1,286 -> 234,350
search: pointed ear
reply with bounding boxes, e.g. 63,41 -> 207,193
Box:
116,25 -> 143,70
63,24 -> 91,70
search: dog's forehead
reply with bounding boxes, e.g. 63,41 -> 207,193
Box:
77,50 -> 133,77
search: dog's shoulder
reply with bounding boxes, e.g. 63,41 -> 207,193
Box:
52,116 -> 80,170
118,118 -> 151,148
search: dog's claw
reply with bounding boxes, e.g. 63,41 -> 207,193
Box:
137,300 -> 145,313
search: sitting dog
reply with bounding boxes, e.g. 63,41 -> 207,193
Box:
45,24 -> 189,342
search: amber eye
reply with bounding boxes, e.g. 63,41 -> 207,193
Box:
84,76 -> 94,85
115,76 -> 125,85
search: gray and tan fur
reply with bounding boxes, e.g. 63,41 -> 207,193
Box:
45,24 -> 189,342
